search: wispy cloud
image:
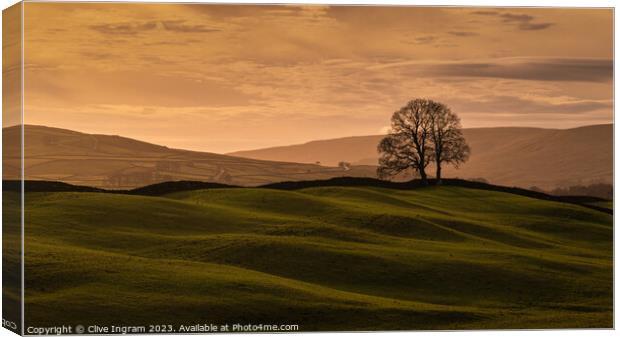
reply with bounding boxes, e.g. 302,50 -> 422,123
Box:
90,21 -> 157,35
448,31 -> 479,37
451,95 -> 612,115
472,10 -> 554,31
411,35 -> 437,45
519,22 -> 554,30
470,10 -> 498,16
500,13 -> 534,23
160,20 -> 221,33
372,57 -> 612,83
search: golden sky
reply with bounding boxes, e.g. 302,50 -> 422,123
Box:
18,3 -> 613,153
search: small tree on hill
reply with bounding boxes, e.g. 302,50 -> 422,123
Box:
378,98 -> 470,185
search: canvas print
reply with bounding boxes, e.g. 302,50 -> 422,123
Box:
2,2 -> 613,334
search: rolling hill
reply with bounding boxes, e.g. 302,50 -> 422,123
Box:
229,124 -> 613,190
16,184 -> 612,329
3,124 -> 612,190
3,125 -> 376,189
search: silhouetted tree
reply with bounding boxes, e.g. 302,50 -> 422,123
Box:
428,102 -> 470,184
378,98 -> 470,185
377,99 -> 433,184
338,161 -> 351,171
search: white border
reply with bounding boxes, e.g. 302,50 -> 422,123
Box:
0,1 -> 616,337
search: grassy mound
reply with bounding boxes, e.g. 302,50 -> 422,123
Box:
18,185 -> 612,330
11,177 -> 612,214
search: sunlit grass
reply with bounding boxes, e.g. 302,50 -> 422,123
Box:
18,186 -> 612,330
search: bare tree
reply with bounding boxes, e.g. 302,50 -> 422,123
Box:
377,99 -> 434,184
378,98 -> 470,185
428,102 -> 470,184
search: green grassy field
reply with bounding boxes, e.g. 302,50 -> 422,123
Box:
17,185 -> 612,331
588,200 -> 613,211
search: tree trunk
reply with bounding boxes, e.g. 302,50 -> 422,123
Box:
435,160 -> 442,185
419,168 -> 428,185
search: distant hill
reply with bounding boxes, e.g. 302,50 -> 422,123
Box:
228,124 -> 613,190
4,124 -> 611,190
230,134 -> 385,168
3,125 -> 376,189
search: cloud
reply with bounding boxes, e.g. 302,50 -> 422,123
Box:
90,21 -> 157,35
470,10 -> 499,16
160,20 -> 221,33
448,31 -> 479,37
471,10 -> 554,31
376,58 -> 612,83
500,13 -> 554,30
519,22 -> 554,30
412,35 -> 437,45
90,20 -> 221,36
452,95 -> 611,115
499,13 -> 533,23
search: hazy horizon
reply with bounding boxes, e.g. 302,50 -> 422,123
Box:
6,122 -> 612,155
8,4 -> 613,153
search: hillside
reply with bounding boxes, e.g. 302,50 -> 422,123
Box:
229,124 -> 613,189
6,177 -> 611,213
3,125 -> 376,189
18,185 -> 612,329
4,124 -> 612,190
